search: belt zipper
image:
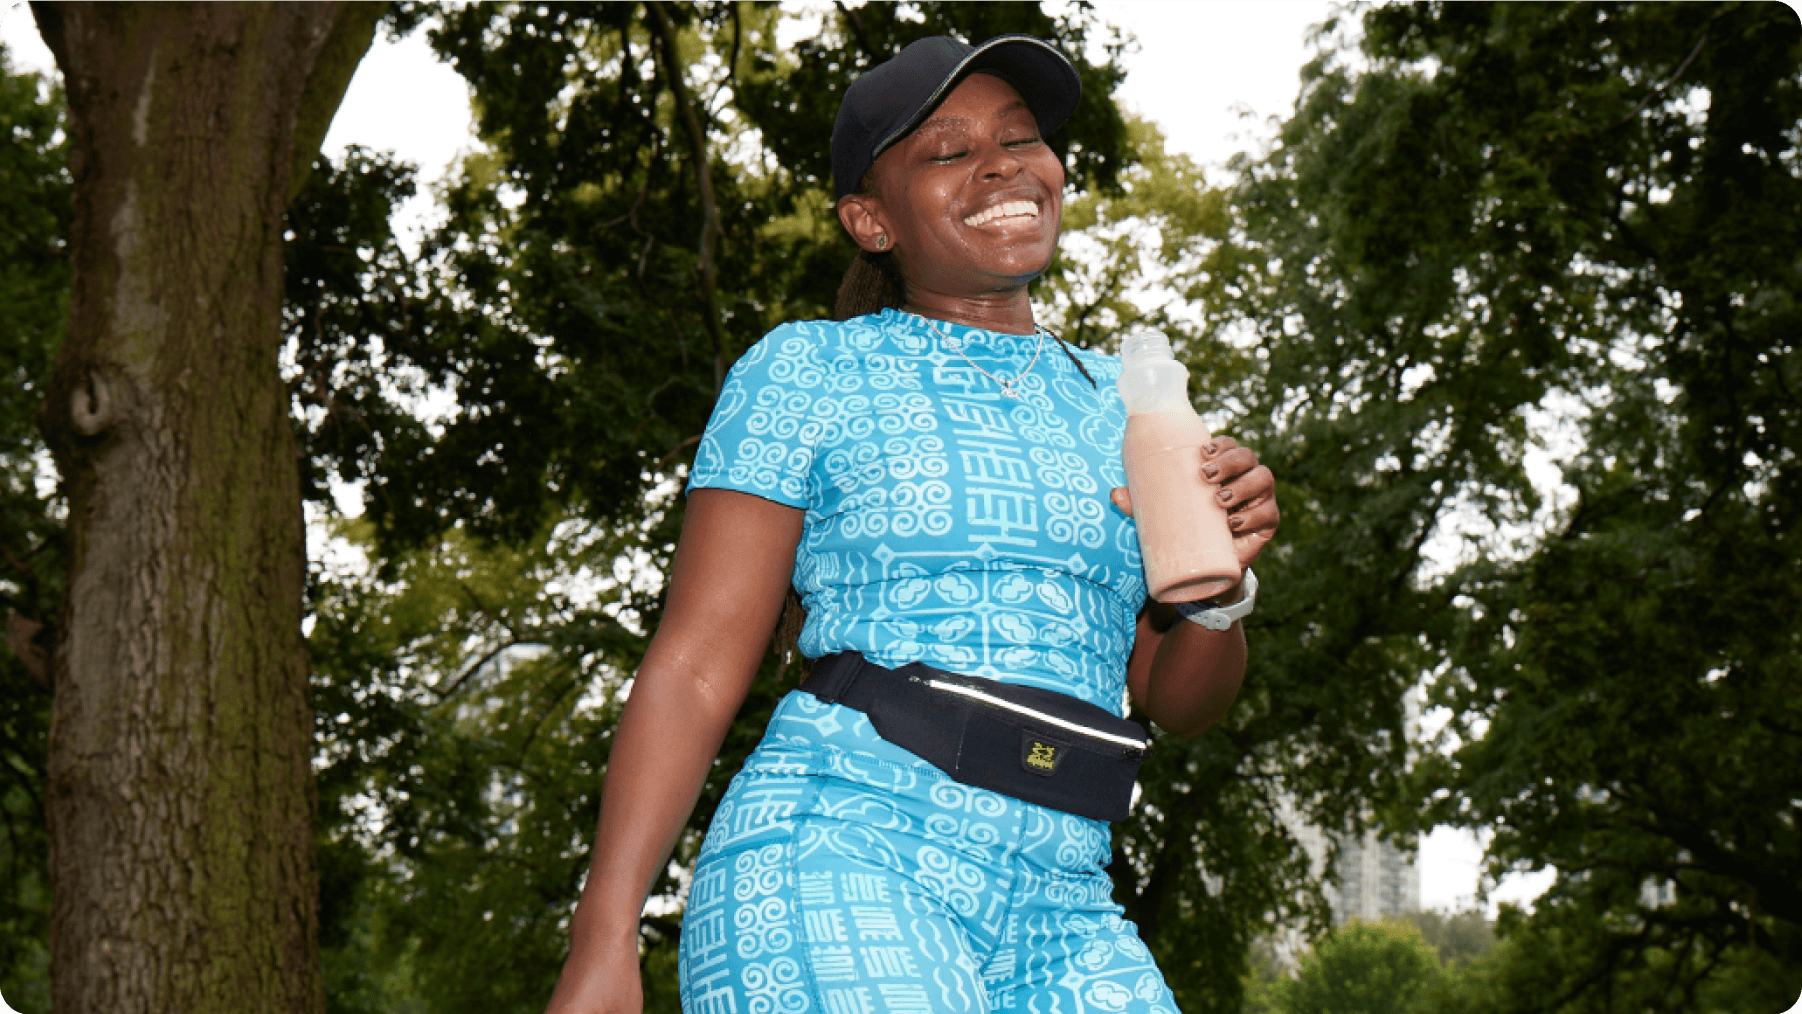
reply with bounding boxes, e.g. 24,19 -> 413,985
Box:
923,679 -> 1148,752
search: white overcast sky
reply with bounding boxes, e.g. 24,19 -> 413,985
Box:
2,0 -> 1563,917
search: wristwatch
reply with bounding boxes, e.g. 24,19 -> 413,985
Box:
1172,569 -> 1257,631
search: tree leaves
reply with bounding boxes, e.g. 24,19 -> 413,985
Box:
0,43 -> 65,1014
1207,2 -> 1802,1008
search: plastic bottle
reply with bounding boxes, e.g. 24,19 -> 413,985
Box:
1117,330 -> 1242,603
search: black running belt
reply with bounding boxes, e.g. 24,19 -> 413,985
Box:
801,652 -> 1149,823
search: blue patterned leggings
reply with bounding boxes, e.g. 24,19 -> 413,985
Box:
677,690 -> 1177,1013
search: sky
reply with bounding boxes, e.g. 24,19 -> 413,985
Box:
0,0 -> 1557,917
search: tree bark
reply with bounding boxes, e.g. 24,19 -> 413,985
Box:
28,4 -> 378,1012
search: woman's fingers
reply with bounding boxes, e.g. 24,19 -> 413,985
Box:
1120,438 -> 1282,569
1231,524 -> 1275,570
1223,465 -> 1280,568
1201,445 -> 1260,487
1228,496 -> 1280,536
1109,486 -> 1134,516
1200,435 -> 1240,458
1217,462 -> 1276,509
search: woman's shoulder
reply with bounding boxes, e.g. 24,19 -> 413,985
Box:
735,310 -> 929,369
738,311 -> 922,354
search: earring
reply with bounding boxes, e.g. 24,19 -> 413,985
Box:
875,234 -> 889,251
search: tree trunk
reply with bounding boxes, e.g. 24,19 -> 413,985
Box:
28,4 -> 378,1011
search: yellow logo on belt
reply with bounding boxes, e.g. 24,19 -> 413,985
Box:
1027,742 -> 1060,771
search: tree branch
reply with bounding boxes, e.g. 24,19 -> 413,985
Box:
431,639 -> 524,701
5,612 -> 51,691
646,1 -> 729,396
458,582 -> 519,640
288,3 -> 385,203
1600,12 -> 1720,135
657,434 -> 703,467
833,1 -> 879,61
708,1 -> 744,112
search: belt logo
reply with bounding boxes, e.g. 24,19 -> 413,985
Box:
1021,735 -> 1065,777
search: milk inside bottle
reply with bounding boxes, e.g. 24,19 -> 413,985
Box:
1117,330 -> 1242,603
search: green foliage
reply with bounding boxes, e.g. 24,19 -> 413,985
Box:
1249,912 -> 1500,1014
284,145 -> 434,515
1401,908 -> 1495,969
1041,115 -> 1233,349
1275,920 -> 1447,1014
308,514 -> 653,1013
1407,908 -> 1799,1014
0,40 -> 67,1014
1203,1 -> 1802,1009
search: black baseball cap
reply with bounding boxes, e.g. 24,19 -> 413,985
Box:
831,34 -> 1082,201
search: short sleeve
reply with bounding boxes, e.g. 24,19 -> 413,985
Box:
686,322 -> 835,508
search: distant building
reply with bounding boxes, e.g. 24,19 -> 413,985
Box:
1284,803 -> 1421,925
1324,829 -> 1420,924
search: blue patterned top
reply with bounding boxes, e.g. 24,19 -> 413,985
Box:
688,308 -> 1146,715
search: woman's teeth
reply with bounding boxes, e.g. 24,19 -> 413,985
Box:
963,200 -> 1038,228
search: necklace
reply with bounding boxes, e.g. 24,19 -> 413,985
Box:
919,315 -> 1048,399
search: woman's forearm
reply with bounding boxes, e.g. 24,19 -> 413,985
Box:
564,651 -> 750,955
1126,595 -> 1248,738
547,490 -> 803,1010
1117,435 -> 1276,738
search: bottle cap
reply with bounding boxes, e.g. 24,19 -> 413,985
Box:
1120,329 -> 1175,363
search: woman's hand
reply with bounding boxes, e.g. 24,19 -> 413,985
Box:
1197,436 -> 1279,571
1108,435 -> 1281,573
543,939 -> 642,1014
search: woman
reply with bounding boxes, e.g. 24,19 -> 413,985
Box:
548,35 -> 1279,1014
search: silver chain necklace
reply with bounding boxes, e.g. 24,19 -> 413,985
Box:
919,315 -> 1048,399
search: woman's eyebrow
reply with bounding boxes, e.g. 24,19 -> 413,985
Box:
916,101 -> 1035,138
913,115 -> 973,139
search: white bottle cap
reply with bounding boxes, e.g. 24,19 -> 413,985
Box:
1116,329 -> 1192,414
1119,329 -> 1175,365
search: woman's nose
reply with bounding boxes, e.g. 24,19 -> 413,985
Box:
979,144 -> 1023,180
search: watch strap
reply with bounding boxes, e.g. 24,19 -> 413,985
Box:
1172,568 -> 1257,631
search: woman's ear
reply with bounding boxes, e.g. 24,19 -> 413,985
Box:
836,194 -> 893,254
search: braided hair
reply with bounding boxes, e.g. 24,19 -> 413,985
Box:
834,250 -> 907,320
833,169 -> 908,321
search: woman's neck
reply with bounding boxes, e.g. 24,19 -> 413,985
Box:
902,286 -> 1037,335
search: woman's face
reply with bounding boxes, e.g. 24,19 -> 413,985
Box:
843,73 -> 1066,300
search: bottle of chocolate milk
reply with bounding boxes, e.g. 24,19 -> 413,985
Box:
1117,330 -> 1242,603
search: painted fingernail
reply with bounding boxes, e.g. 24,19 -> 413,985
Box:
1229,515 -> 1244,531
1218,488 -> 1233,502
1203,464 -> 1219,479
1203,442 -> 1219,456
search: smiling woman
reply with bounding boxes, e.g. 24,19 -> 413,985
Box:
544,34 -> 1280,1014
839,71 -> 1066,309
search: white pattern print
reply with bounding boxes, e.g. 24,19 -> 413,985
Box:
689,310 -> 1145,714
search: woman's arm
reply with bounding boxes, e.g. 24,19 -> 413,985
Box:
545,488 -> 803,1014
1119,437 -> 1279,739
